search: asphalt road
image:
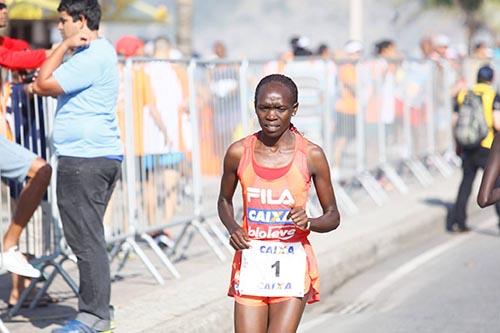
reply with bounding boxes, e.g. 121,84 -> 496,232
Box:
299,207 -> 500,333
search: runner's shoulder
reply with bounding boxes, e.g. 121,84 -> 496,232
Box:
304,140 -> 325,160
303,139 -> 327,173
225,139 -> 245,165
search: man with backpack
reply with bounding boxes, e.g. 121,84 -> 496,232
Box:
447,65 -> 500,232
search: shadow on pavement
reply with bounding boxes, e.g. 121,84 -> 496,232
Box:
0,273 -> 77,331
422,198 -> 455,232
422,198 -> 454,210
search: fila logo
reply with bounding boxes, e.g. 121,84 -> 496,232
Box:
247,187 -> 295,205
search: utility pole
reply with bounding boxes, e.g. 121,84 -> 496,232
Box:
176,0 -> 193,56
350,0 -> 363,42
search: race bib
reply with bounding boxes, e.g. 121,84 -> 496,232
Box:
238,240 -> 307,297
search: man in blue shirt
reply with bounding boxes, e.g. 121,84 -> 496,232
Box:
33,1 -> 122,332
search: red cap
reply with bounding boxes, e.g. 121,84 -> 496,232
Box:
115,35 -> 144,57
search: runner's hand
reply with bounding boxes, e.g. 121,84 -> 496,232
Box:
228,225 -> 250,250
287,206 -> 309,230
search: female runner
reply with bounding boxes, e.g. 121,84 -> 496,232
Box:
218,74 -> 340,333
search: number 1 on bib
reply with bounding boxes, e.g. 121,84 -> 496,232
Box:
238,240 -> 307,297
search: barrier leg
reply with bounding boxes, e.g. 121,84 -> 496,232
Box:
28,268 -> 58,310
357,172 -> 389,206
7,276 -> 38,318
381,164 -> 409,194
0,319 -> 9,333
333,181 -> 359,215
428,154 -> 454,177
192,219 -> 227,262
443,149 -> 461,167
166,222 -> 191,258
108,240 -> 124,265
127,237 -> 165,285
205,218 -> 233,255
140,233 -> 181,279
112,242 -> 131,279
405,159 -> 433,186
24,257 -> 77,311
167,223 -> 197,262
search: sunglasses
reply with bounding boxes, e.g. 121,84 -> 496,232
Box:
0,4 -> 6,10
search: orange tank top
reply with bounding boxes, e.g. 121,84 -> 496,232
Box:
229,131 -> 320,303
237,131 -> 311,242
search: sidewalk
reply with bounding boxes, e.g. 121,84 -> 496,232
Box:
1,170 -> 485,333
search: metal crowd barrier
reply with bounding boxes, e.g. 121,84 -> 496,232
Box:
0,171 -> 10,333
238,57 -> 461,209
0,84 -> 78,320
103,58 -> 234,285
0,54 -> 468,320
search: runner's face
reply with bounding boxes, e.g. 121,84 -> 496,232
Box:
57,11 -> 83,40
255,83 -> 297,138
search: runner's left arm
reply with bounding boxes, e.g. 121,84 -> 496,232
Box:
305,144 -> 340,233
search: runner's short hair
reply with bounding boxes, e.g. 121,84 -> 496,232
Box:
254,74 -> 298,107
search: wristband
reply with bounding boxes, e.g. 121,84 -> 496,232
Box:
306,220 -> 311,230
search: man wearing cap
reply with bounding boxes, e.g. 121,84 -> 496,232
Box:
447,65 -> 500,232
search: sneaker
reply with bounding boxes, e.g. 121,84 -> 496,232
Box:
1,246 -> 41,278
52,320 -> 98,333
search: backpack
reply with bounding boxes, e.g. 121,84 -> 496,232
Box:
454,90 -> 489,149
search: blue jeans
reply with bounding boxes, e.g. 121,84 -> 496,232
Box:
57,156 -> 121,331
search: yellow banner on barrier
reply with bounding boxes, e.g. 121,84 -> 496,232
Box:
6,0 -> 169,22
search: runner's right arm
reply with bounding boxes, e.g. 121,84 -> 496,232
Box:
477,133 -> 500,207
218,141 -> 250,250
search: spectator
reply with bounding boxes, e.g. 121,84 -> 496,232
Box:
0,0 -> 57,310
472,41 -> 493,60
433,34 -> 450,60
115,35 -> 144,58
278,36 -> 299,61
316,43 -> 330,60
153,36 -> 182,60
447,66 -> 500,232
294,36 -> 313,56
419,36 -> 436,60
212,40 -> 227,59
333,40 -> 362,172
0,0 -> 50,70
0,136 -> 52,293
32,0 -> 122,332
494,38 -> 500,60
374,39 -> 399,59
